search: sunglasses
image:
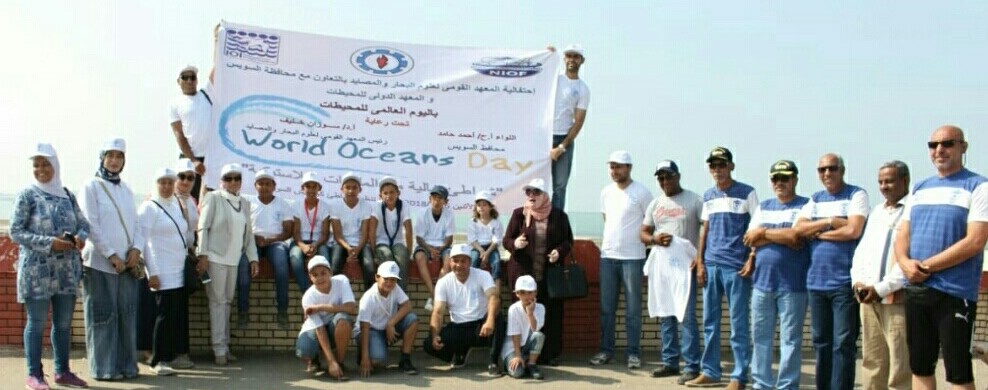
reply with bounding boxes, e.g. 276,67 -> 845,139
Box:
177,173 -> 195,181
708,162 -> 727,169
525,189 -> 543,195
180,75 -> 197,81
771,176 -> 792,183
817,165 -> 840,174
927,139 -> 963,149
221,175 -> 242,182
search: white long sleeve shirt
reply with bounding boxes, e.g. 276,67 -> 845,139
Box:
850,196 -> 909,303
78,177 -> 144,274
138,197 -> 193,291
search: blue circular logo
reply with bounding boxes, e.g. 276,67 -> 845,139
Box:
350,47 -> 414,77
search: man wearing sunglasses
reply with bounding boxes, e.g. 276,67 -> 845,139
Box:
169,63 -> 214,203
895,125 -> 988,390
794,153 -> 870,390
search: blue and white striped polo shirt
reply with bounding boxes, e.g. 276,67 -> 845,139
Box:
905,168 -> 988,301
800,184 -> 870,291
750,196 -> 811,293
701,181 -> 758,270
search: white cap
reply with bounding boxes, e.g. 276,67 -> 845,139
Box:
154,167 -> 178,181
175,158 -> 196,173
254,169 -> 275,182
514,275 -> 538,292
607,150 -> 633,165
377,261 -> 401,280
179,65 -> 198,75
307,255 -> 332,272
378,176 -> 398,189
30,143 -> 57,159
102,138 -> 127,154
562,44 -> 585,58
301,171 -> 320,186
449,244 -> 471,260
475,191 -> 493,204
522,178 -> 547,193
340,171 -> 361,185
220,163 -> 243,177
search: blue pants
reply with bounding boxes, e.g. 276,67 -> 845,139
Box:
550,134 -> 574,210
751,289 -> 807,390
295,312 -> 356,359
598,257 -> 645,357
658,272 -> 701,373
23,294 -> 75,376
331,245 -> 376,288
700,264 -> 752,383
366,314 -> 418,363
238,241 -> 292,314
82,268 -> 139,379
503,331 -> 547,378
809,287 -> 859,390
375,243 -> 411,290
470,248 -> 502,280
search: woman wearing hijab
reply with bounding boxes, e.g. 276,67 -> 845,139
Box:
502,178 -> 573,366
13,143 -> 91,390
78,138 -> 144,380
197,163 -> 258,365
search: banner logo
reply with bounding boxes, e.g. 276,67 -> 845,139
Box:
471,57 -> 542,77
224,29 -> 280,64
351,47 -> 414,76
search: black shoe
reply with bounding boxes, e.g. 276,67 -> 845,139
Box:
529,365 -> 544,380
677,371 -> 700,385
451,354 -> 466,368
651,364 -> 680,378
399,359 -> 418,375
487,363 -> 503,377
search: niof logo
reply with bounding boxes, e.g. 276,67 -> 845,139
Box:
350,47 -> 414,77
471,57 -> 543,78
224,29 -> 280,64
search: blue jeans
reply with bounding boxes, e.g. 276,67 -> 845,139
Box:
331,245 -> 376,287
82,268 -> 139,379
598,257 -> 644,357
295,313 -> 356,359
659,272 -> 701,373
700,264 -> 752,383
366,313 -> 418,363
288,240 -> 330,293
238,241 -> 291,314
751,289 -> 808,390
503,331 -> 547,378
23,294 -> 76,376
470,248 -> 502,280
550,134 -> 574,210
375,243 -> 410,290
809,287 -> 859,390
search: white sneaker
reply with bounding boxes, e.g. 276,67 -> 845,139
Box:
153,362 -> 177,376
423,298 -> 433,311
169,354 -> 195,369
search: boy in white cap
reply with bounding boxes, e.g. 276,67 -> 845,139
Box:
501,275 -> 546,380
290,172 -> 332,294
329,172 -> 375,288
239,169 -> 295,329
413,185 -> 456,310
370,177 -> 414,291
295,255 -> 356,380
357,261 -> 419,377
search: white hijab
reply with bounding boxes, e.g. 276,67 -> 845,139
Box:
31,143 -> 67,199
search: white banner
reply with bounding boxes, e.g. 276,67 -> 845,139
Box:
207,21 -> 559,212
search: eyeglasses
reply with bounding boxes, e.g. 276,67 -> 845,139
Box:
708,162 -> 727,169
180,75 -> 197,81
656,175 -> 676,182
817,165 -> 840,174
525,189 -> 543,196
177,173 -> 195,181
771,176 -> 792,183
927,139 -> 964,149
221,175 -> 242,182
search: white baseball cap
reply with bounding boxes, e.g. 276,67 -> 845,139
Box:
341,171 -> 361,185
254,169 -> 275,182
377,261 -> 401,280
475,191 -> 494,204
562,44 -> 585,58
522,178 -> 547,193
102,138 -> 127,154
154,167 -> 178,181
175,158 -> 196,173
179,65 -> 198,76
301,171 -> 320,186
307,255 -> 332,272
220,163 -> 243,177
607,150 -> 633,165
449,244 -> 471,260
514,275 -> 538,292
378,176 -> 398,189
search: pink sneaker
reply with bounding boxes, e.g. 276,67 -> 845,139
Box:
25,373 -> 50,390
54,371 -> 89,388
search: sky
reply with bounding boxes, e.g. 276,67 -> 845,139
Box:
2,1 -> 987,213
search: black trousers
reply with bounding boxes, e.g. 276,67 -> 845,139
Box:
149,287 -> 189,366
136,278 -> 156,351
423,314 -> 505,365
537,281 -> 563,364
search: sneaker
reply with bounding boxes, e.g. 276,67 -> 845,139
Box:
25,374 -> 50,390
529,365 -> 544,380
651,364 -> 680,378
588,352 -> 612,366
237,314 -> 249,330
305,358 -> 321,374
725,379 -> 746,390
399,359 -> 418,375
685,373 -> 720,387
627,355 -> 642,369
277,312 -> 289,330
214,355 -> 227,366
677,371 -> 700,385
487,363 -> 503,377
152,363 -> 177,376
226,353 -> 238,362
451,353 -> 466,368
169,354 -> 195,369
53,371 -> 88,388
423,298 -> 434,311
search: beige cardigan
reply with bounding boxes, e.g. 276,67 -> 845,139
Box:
196,191 -> 258,266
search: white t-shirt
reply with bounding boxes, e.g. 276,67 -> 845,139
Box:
552,75 -> 590,135
357,283 -> 410,330
372,201 -> 412,246
330,198 -> 373,245
434,268 -> 495,323
168,82 -> 213,157
467,218 -> 504,246
247,195 -> 293,239
294,198 -> 332,243
299,275 -> 356,334
600,181 -> 654,259
500,300 -> 545,361
415,206 -> 456,247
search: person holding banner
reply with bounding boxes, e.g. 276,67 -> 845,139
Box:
549,44 -> 591,211
329,172 -> 376,289
370,177 -> 415,291
290,172 -> 332,294
169,64 -> 213,202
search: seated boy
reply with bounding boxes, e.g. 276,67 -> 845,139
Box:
329,172 -> 375,287
295,255 -> 357,380
413,185 -> 455,310
502,275 -> 546,380
290,172 -> 332,293
357,261 -> 419,377
370,177 -> 414,291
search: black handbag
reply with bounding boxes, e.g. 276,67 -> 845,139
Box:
546,260 -> 589,300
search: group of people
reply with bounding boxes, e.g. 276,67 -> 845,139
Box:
586,125 -> 985,390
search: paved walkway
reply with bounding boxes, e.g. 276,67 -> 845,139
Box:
2,346 -> 986,389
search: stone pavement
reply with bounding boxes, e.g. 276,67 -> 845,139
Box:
1,346 -> 986,389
